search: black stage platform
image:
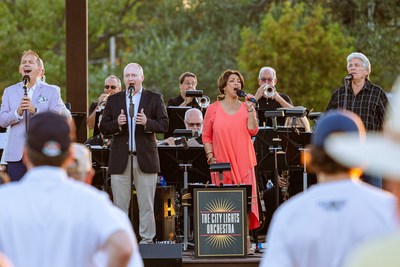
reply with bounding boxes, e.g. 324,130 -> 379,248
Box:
139,242 -> 264,267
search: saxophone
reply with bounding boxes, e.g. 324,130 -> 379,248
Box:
281,170 -> 290,201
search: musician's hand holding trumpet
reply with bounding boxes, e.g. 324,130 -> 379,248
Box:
255,83 -> 276,100
96,93 -> 110,112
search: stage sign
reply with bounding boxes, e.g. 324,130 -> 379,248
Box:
194,187 -> 247,258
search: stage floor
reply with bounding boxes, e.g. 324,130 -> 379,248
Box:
182,249 -> 263,267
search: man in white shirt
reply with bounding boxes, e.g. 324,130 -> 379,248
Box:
67,143 -> 143,267
260,110 -> 398,267
0,112 -> 134,267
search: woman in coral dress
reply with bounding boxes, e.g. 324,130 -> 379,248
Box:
202,69 -> 260,235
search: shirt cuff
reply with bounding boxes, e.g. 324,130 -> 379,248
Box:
15,110 -> 23,121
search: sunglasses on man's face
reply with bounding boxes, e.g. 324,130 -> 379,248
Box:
260,77 -> 274,83
104,85 -> 117,89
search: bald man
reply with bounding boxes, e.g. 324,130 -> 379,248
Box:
99,63 -> 168,244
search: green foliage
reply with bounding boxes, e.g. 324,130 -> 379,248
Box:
348,0 -> 400,91
0,0 -> 66,97
119,0 -> 262,102
0,0 -> 398,112
238,2 -> 355,111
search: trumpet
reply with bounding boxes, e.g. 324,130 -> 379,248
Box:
264,84 -> 276,98
197,96 -> 210,108
96,94 -> 110,111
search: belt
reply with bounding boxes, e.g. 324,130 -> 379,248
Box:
129,151 -> 137,156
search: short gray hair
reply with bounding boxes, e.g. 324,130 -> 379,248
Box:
105,75 -> 122,87
258,67 -> 276,79
347,52 -> 371,78
184,108 -> 203,121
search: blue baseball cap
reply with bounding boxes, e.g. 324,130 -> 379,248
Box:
312,110 -> 365,148
27,111 -> 71,157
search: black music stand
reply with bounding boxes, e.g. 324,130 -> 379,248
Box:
165,106 -> 191,138
158,146 -> 211,187
71,112 -> 86,139
158,146 -> 211,250
254,127 -> 289,210
278,130 -> 311,191
89,146 -> 112,194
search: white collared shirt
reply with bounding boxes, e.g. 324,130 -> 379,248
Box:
0,166 -> 136,267
126,87 -> 142,152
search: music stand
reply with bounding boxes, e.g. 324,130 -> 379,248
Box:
278,130 -> 311,191
254,127 -> 288,210
158,146 -> 211,187
165,106 -> 191,138
258,109 -> 286,127
89,146 -> 111,194
158,146 -> 211,250
71,112 -> 86,139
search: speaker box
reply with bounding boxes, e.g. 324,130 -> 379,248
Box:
139,243 -> 182,267
130,186 -> 176,242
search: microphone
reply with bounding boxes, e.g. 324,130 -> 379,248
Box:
127,85 -> 135,118
128,85 -> 135,96
22,75 -> 30,95
344,74 -> 353,81
236,90 -> 257,103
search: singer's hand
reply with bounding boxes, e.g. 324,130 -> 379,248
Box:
136,108 -> 147,125
17,96 -> 33,116
245,94 -> 256,107
118,109 -> 127,126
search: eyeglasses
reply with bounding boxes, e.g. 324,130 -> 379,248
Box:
260,77 -> 274,83
104,85 -> 117,89
184,82 -> 197,86
186,122 -> 202,127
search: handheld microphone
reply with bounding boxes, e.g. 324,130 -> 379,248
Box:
22,75 -> 30,95
344,74 -> 353,81
236,90 -> 257,103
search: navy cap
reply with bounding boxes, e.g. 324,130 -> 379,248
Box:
312,110 -> 364,148
27,111 -> 71,157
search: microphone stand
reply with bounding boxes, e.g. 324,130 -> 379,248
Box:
128,88 -> 135,222
23,83 -> 28,133
343,77 -> 351,110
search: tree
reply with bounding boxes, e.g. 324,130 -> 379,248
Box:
0,0 -> 66,97
116,0 -> 266,102
238,2 -> 354,111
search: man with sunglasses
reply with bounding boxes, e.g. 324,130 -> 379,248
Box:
161,108 -> 203,146
87,75 -> 122,138
254,67 -> 293,127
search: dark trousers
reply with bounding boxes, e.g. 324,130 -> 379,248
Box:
7,161 -> 27,182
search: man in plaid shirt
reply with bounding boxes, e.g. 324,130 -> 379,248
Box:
326,52 -> 389,187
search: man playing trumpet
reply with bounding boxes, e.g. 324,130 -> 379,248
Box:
87,75 -> 122,138
254,67 -> 293,127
